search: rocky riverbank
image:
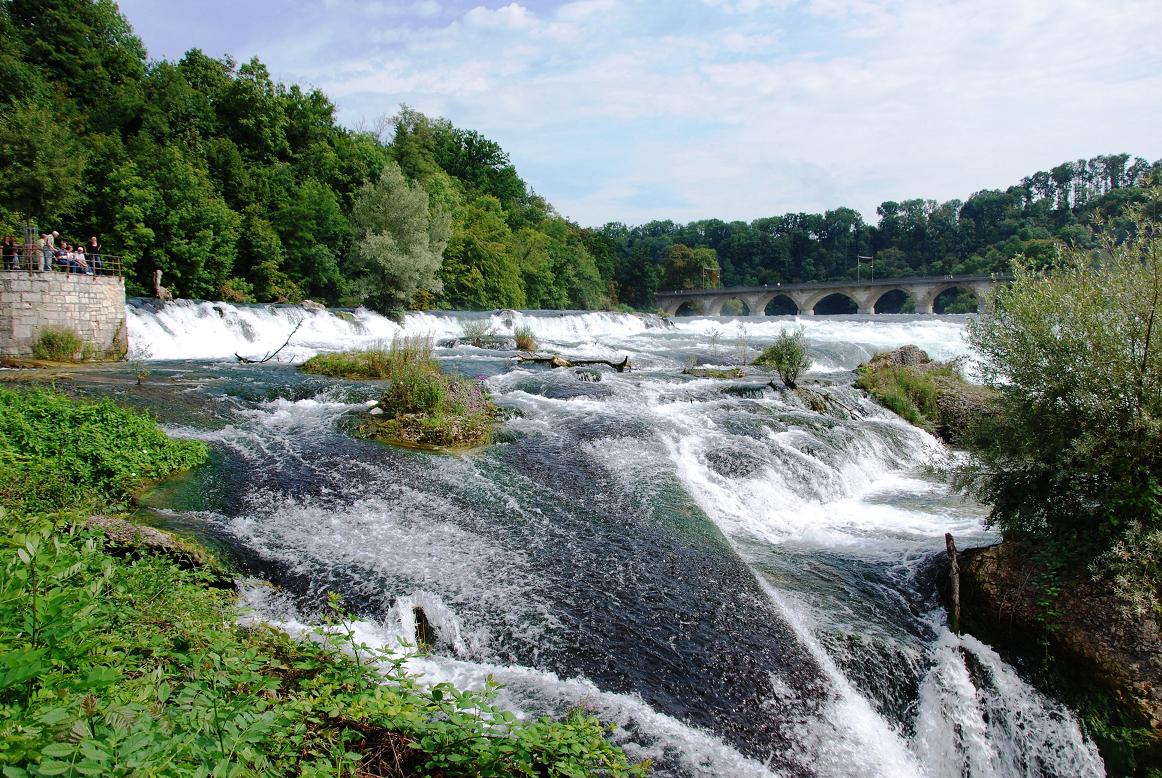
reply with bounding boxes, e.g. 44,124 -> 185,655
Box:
957,541 -> 1162,774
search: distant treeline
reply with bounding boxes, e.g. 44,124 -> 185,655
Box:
1,0 -> 1158,312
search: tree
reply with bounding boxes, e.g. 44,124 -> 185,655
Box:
440,195 -> 523,310
0,101 -> 87,222
754,330 -> 811,388
959,198 -> 1162,557
348,163 -> 450,313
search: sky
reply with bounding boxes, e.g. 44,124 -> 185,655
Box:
116,0 -> 1162,228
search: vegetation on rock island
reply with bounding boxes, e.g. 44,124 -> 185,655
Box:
1,1 -> 1160,314
753,330 -> 810,389
855,346 -> 991,444
313,335 -> 499,449
0,386 -> 644,776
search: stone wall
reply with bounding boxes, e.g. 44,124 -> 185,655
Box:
0,272 -> 127,358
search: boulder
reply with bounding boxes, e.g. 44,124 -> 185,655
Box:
958,540 -> 1162,770
84,515 -> 232,588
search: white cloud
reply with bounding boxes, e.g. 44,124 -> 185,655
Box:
128,0 -> 1162,226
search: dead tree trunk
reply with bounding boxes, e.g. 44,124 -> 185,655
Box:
153,269 -> 172,301
517,354 -> 631,372
946,532 -> 961,635
235,317 -> 304,364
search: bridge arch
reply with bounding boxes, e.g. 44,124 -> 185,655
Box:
713,296 -> 751,316
803,290 -> 858,315
761,294 -> 799,316
916,282 -> 986,314
872,288 -> 917,314
673,300 -> 704,317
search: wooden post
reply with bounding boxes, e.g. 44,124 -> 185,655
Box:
945,532 -> 960,635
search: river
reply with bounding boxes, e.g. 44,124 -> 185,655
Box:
86,301 -> 1105,776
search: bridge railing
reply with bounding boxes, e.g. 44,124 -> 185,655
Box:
3,247 -> 124,278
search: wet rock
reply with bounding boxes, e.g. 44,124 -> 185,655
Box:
867,344 -> 931,369
956,540 -> 1162,770
83,515 -> 233,588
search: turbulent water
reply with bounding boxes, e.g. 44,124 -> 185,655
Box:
108,300 -> 1104,776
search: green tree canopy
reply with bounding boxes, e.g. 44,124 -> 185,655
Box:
348,162 -> 450,313
960,198 -> 1162,556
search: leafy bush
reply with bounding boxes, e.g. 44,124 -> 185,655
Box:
219,276 -> 257,303
0,387 -> 209,512
754,330 -> 811,388
958,200 -> 1162,559
31,327 -> 81,361
514,324 -> 538,352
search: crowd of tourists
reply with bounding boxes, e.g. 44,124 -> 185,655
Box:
2,232 -> 104,275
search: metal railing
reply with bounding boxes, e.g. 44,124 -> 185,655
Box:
2,247 -> 123,278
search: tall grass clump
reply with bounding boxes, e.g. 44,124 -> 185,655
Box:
300,340 -> 397,379
514,324 -> 538,352
460,319 -> 496,348
31,327 -> 82,361
754,330 -> 811,388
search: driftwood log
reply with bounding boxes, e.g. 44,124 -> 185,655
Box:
236,317 -> 304,364
517,354 -> 631,372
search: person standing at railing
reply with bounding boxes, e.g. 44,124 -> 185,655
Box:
86,236 -> 102,275
3,237 -> 16,270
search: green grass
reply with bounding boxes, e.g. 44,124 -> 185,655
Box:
0,386 -> 647,777
31,328 -> 82,362
855,361 -> 962,431
514,325 -> 537,352
0,387 -> 209,513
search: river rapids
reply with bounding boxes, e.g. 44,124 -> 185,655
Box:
82,301 -> 1105,777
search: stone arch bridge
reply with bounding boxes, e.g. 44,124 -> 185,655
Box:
655,275 -> 1003,317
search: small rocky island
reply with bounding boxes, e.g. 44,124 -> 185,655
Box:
301,338 -> 499,450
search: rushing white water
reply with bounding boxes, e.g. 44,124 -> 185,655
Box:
131,302 -> 1104,777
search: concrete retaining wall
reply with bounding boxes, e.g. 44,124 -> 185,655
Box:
0,272 -> 127,358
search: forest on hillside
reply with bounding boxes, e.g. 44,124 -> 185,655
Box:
1,0 -> 1159,313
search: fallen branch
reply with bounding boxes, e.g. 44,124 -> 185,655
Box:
517,354 -> 631,372
236,317 -> 304,364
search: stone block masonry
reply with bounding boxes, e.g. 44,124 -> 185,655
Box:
0,272 -> 127,358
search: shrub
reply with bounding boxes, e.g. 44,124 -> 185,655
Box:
219,276 -> 256,303
514,324 -> 537,352
754,330 -> 811,388
957,199 -> 1162,559
460,319 -> 495,347
31,327 -> 81,361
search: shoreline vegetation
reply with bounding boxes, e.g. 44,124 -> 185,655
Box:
0,385 -> 645,776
